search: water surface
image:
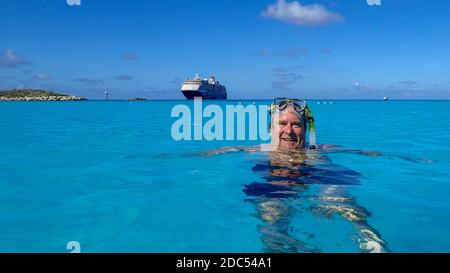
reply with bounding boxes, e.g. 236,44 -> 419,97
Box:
0,100 -> 449,252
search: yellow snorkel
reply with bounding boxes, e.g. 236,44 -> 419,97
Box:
305,106 -> 317,149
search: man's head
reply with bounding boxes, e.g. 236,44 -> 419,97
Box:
269,98 -> 308,150
272,105 -> 306,149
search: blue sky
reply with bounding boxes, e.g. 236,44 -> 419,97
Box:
1,0 -> 449,99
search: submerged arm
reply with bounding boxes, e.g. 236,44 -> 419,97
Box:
186,145 -> 260,157
317,145 -> 435,163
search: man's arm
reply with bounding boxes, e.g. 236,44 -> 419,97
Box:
186,145 -> 260,157
317,145 -> 434,163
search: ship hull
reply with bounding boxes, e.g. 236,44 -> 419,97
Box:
182,90 -> 227,100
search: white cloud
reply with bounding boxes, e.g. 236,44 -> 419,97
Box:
271,67 -> 305,90
0,49 -> 31,69
398,80 -> 417,86
34,73 -> 54,80
115,75 -> 133,81
261,0 -> 343,26
353,81 -> 372,91
280,47 -> 309,59
76,77 -> 104,84
66,0 -> 81,6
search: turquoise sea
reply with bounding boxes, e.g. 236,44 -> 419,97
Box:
1,100 -> 449,252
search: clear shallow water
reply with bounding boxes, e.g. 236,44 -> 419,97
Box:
0,100 -> 449,252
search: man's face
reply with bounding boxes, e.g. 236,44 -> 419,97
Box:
275,111 -> 305,149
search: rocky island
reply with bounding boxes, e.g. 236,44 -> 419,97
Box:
0,89 -> 87,101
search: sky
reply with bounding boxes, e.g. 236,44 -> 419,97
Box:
1,0 -> 450,99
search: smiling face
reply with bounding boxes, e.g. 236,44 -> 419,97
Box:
273,110 -> 306,150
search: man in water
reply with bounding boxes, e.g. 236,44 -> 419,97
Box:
197,98 -> 389,253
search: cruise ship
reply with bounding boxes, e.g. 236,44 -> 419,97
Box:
181,74 -> 227,99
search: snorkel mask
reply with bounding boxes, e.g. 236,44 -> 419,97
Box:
269,97 -> 317,149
